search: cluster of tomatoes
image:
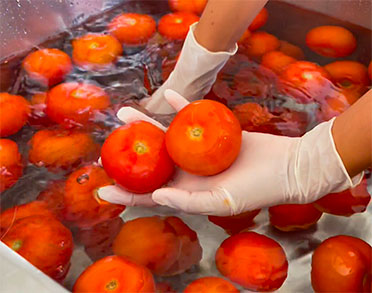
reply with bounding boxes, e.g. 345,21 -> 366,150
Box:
0,0 -> 371,292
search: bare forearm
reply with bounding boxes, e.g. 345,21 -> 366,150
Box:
194,0 -> 268,52
332,89 -> 372,177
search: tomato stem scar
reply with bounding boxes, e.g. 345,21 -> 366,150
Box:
105,279 -> 118,291
188,126 -> 204,141
134,141 -> 148,154
12,240 -> 23,251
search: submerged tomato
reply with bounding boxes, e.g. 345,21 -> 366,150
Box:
168,0 -> 207,15
102,121 -> 174,193
248,8 -> 268,31
278,40 -> 305,60
0,139 -> 23,192
166,100 -> 242,176
73,255 -> 156,292
261,51 -> 296,75
184,277 -> 239,293
36,181 -> 66,221
158,12 -> 200,40
240,31 -> 280,59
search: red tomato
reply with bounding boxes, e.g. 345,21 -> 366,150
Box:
0,139 -> 23,192
108,13 -> 156,45
306,26 -> 356,58
22,48 -> 72,86
168,0 -> 207,15
158,12 -> 200,40
316,93 -> 351,121
113,216 -> 181,276
166,100 -> 242,176
36,181 -> 66,221
64,165 -> 125,228
73,255 -> 156,292
216,231 -> 288,291
249,8 -> 269,31
238,29 -> 252,45
72,34 -> 122,70
208,210 -> 261,235
368,61 -> 372,81
0,93 -> 30,137
269,203 -> 323,232
184,277 -> 239,293
314,178 -> 371,216
28,129 -> 99,171
311,235 -> 371,292
29,92 -> 54,127
156,282 -> 176,293
261,51 -> 296,75
46,82 -> 110,128
1,215 -> 73,282
240,31 -> 280,59
279,40 -> 305,60
101,121 -> 174,193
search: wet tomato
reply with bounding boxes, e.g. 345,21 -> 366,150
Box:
278,40 -> 305,60
216,231 -> 288,291
72,34 -> 122,70
169,0 -> 207,15
306,25 -> 356,58
0,93 -> 30,137
156,282 -> 176,293
28,129 -> 99,171
36,180 -> 66,221
101,121 -> 174,194
208,210 -> 261,235
46,82 -> 110,128
113,216 -> 181,276
249,8 -> 268,31
0,139 -> 23,192
73,255 -> 156,292
240,31 -> 280,59
238,29 -> 252,45
316,93 -> 351,121
314,178 -> 371,216
22,48 -> 72,86
269,203 -> 323,232
64,165 -> 125,228
158,12 -> 200,40
108,13 -> 156,45
184,277 -> 239,293
1,215 -> 73,282
311,235 -> 371,292
166,100 -> 241,176
368,61 -> 372,81
28,92 -> 54,127
261,51 -> 296,75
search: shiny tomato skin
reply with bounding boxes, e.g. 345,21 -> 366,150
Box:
368,61 -> 372,81
261,51 -> 296,75
36,180 -> 66,221
311,235 -> 371,293
46,82 -> 110,128
278,40 -> 305,60
166,100 -> 242,176
269,203 -> 323,232
64,165 -> 125,228
0,93 -> 30,137
240,31 -> 280,59
22,48 -> 72,86
168,0 -> 207,15
101,121 -> 174,194
73,255 -> 156,292
0,139 -> 23,192
1,215 -> 73,282
314,178 -> 371,216
184,277 -> 239,293
215,231 -> 288,291
158,12 -> 200,40
249,8 -> 268,31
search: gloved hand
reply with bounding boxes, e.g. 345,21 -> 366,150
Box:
142,23 -> 237,114
98,90 -> 363,216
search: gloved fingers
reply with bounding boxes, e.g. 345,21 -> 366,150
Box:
164,89 -> 190,112
98,185 -> 157,207
152,187 -> 236,216
116,106 -> 167,131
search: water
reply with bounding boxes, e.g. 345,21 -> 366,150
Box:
0,1 -> 371,292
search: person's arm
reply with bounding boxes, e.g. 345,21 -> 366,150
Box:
333,89 -> 372,177
194,0 -> 268,52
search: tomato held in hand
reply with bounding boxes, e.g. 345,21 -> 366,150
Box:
0,93 -> 30,137
311,235 -> 371,293
269,203 -> 323,232
158,12 -> 200,40
166,100 -> 241,176
0,139 -> 23,192
184,277 -> 239,293
249,8 -> 268,31
108,13 -> 156,45
46,82 -> 110,128
216,231 -> 288,291
1,215 -> 73,282
73,255 -> 156,292
64,165 -> 125,228
101,121 -> 174,194
22,48 -> 72,86
169,0 -> 207,15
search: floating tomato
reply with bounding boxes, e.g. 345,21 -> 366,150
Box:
166,100 -> 241,176
240,31 -> 280,59
28,92 -> 54,127
22,48 -> 72,86
168,0 -> 207,15
0,139 -> 23,192
184,277 -> 239,293
73,255 -> 156,292
36,181 -> 66,221
278,40 -> 305,60
108,13 -> 156,45
261,51 -> 296,75
101,121 -> 174,193
158,12 -> 199,40
249,8 -> 268,31
0,93 -> 30,137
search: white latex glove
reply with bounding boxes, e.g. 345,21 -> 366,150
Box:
98,90 -> 363,216
142,23 -> 238,114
